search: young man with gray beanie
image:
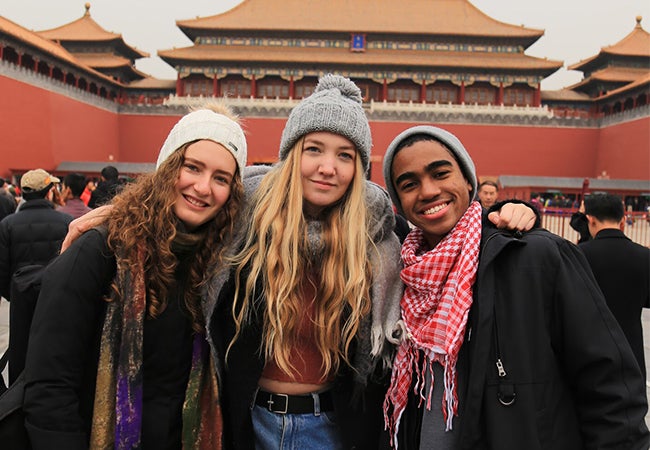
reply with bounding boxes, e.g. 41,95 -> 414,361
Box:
382,125 -> 649,449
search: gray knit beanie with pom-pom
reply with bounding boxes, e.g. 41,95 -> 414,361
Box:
279,74 -> 372,171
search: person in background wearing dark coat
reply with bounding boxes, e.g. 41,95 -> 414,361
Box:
0,178 -> 16,221
580,193 -> 650,379
569,200 -> 592,244
0,168 -> 72,383
23,103 -> 247,449
88,165 -> 121,208
382,125 -> 649,450
57,173 -> 92,219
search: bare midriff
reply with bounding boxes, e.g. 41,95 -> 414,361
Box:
258,377 -> 333,395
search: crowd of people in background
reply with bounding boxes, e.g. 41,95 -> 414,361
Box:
0,165 -> 128,223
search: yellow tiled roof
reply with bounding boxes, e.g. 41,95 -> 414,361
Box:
0,14 -> 122,85
601,17 -> 650,57
159,44 -> 561,71
0,15 -> 79,65
127,77 -> 177,89
177,0 -> 543,39
570,67 -> 649,90
37,4 -> 148,58
598,73 -> 650,100
569,17 -> 650,70
75,53 -> 132,69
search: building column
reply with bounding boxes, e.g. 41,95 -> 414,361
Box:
498,82 -> 504,105
33,58 -> 39,72
17,52 -> 23,67
213,75 -> 218,97
48,66 -> 53,78
382,78 -> 388,101
0,45 -> 3,60
420,81 -> 426,103
289,76 -> 295,99
534,83 -> 541,106
250,75 -> 256,98
459,81 -> 465,104
176,73 -> 183,96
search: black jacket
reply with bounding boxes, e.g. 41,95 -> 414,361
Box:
211,272 -> 389,450
0,198 -> 72,299
23,229 -> 195,450
88,179 -> 121,208
579,228 -> 650,377
397,227 -> 649,450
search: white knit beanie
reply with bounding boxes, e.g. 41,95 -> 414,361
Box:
279,74 -> 371,171
156,109 -> 247,174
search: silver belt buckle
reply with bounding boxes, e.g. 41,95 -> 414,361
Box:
267,393 -> 289,414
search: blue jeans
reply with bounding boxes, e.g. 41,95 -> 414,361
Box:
251,404 -> 343,450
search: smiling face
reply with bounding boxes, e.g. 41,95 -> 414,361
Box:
300,131 -> 357,217
391,139 -> 472,249
173,139 -> 237,231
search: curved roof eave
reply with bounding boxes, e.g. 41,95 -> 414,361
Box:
176,0 -> 544,42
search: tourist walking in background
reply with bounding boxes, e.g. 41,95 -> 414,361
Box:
0,169 -> 72,384
57,173 -> 92,219
580,193 -> 650,379
88,165 -> 121,208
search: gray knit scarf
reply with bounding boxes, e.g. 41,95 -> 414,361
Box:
202,165 -> 404,386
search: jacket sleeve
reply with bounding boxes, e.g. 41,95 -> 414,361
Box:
23,229 -> 115,450
0,221 -> 10,299
551,239 -> 649,449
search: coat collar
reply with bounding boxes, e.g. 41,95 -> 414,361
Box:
594,228 -> 627,240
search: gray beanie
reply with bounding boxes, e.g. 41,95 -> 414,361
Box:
157,108 -> 247,175
383,125 -> 477,215
279,74 -> 371,171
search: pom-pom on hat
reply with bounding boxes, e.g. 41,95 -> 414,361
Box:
156,106 -> 247,175
279,74 -> 371,171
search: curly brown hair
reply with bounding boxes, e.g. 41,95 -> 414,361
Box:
106,145 -> 243,332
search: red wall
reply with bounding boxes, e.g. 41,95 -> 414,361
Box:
1,78 -> 647,189
596,117 -> 650,180
1,76 -> 118,175
370,122 -> 601,186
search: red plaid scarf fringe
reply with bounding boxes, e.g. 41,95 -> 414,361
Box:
384,201 -> 482,447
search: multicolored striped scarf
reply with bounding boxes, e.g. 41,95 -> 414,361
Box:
384,201 -> 482,447
89,243 -> 222,449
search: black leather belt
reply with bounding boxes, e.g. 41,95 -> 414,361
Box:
255,389 -> 334,414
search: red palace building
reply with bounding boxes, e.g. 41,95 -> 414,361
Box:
0,0 -> 648,205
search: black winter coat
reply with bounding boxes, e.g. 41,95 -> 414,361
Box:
23,229 -> 196,450
579,228 -> 650,378
0,198 -> 72,299
397,227 -> 649,450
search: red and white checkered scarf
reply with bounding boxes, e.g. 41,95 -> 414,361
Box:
384,201 -> 482,447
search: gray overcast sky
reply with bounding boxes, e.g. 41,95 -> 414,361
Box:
3,0 -> 649,90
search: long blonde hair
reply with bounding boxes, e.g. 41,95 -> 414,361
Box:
106,144 -> 243,333
231,138 -> 371,377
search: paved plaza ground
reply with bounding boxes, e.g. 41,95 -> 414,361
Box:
2,298 -> 650,428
